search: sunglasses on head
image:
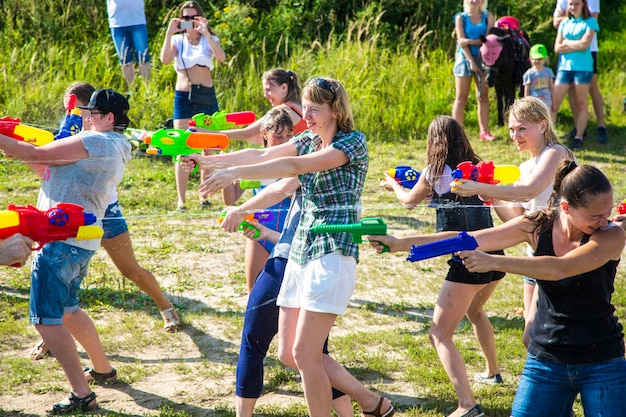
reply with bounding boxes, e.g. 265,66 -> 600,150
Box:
310,78 -> 336,94
181,15 -> 200,21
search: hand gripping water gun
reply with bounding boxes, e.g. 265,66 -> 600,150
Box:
451,161 -> 521,204
387,166 -> 421,188
311,217 -> 389,252
191,111 -> 256,131
144,121 -> 230,171
54,94 -> 83,140
218,210 -> 274,239
406,231 -> 478,263
0,203 -> 104,255
0,116 -> 54,146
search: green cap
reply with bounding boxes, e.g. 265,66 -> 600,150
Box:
530,44 -> 548,60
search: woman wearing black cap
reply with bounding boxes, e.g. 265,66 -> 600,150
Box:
0,88 -> 132,414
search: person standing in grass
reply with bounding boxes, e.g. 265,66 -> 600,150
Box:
452,97 -> 573,348
182,77 -> 395,417
106,0 -> 152,85
29,82 -> 180,362
160,1 -> 226,211
221,177 -> 353,417
221,108 -> 294,293
523,44 -> 556,121
0,235 -> 33,267
381,115 -> 504,417
0,88 -> 131,414
371,161 -> 626,417
551,0 -> 599,151
452,0 -> 495,142
554,0 -> 609,143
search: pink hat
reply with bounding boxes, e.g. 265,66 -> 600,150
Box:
480,34 -> 503,66
495,16 -> 520,31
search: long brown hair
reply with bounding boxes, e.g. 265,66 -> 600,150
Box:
426,115 -> 481,180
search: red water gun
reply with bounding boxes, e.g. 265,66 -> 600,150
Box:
0,116 -> 54,146
0,203 -> 103,252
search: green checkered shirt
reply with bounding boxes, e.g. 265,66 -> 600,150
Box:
288,129 -> 369,264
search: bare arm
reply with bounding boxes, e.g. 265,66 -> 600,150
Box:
160,20 -> 182,65
369,215 -> 533,254
198,145 -> 348,196
219,118 -> 264,145
453,146 -> 570,202
461,224 -> 625,280
0,134 -> 87,166
380,172 -> 431,209
221,177 -> 300,233
181,140 -> 298,172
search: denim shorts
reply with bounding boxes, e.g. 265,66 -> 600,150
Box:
110,24 -> 151,65
102,201 -> 129,240
453,51 -> 482,77
277,251 -> 356,315
512,353 -> 626,417
555,70 -> 593,85
173,89 -> 219,120
29,242 -> 94,325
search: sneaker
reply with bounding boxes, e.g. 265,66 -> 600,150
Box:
177,204 -> 187,213
474,372 -> 504,385
562,127 -> 587,140
479,132 -> 496,141
200,199 -> 211,208
597,126 -> 609,143
570,137 -> 583,151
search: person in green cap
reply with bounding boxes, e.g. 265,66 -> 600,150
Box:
523,44 -> 556,121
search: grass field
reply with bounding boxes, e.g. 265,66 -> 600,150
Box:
0,127 -> 625,416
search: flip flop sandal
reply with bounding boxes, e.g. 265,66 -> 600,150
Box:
30,340 -> 53,360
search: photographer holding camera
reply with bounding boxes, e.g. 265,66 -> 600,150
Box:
160,1 -> 226,211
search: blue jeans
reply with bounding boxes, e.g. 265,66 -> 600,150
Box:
102,201 -> 129,240
235,257 -> 344,400
512,353 -> 626,417
173,89 -> 219,120
29,242 -> 94,325
110,24 -> 151,65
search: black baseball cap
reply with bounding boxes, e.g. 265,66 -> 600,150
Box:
78,88 -> 129,114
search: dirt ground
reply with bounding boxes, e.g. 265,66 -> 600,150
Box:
0,216 -> 420,417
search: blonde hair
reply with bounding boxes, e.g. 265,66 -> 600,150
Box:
508,96 -> 561,147
464,0 -> 488,13
303,77 -> 354,133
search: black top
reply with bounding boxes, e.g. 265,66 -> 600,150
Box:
528,225 -> 624,364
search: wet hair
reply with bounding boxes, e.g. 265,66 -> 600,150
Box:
568,0 -> 591,19
65,82 -> 95,106
526,161 -> 612,234
507,96 -> 565,149
262,68 -> 302,104
426,115 -> 481,180
303,77 -> 354,133
464,0 -> 488,13
260,107 -> 294,148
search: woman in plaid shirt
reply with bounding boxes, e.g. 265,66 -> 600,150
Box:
183,77 -> 394,417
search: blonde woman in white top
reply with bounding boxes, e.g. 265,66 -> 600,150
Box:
453,96 -> 573,348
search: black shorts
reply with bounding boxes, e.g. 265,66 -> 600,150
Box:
445,250 -> 506,284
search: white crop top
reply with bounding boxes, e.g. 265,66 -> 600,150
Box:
172,34 -> 220,71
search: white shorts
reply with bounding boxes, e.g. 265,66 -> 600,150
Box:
277,251 -> 357,315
